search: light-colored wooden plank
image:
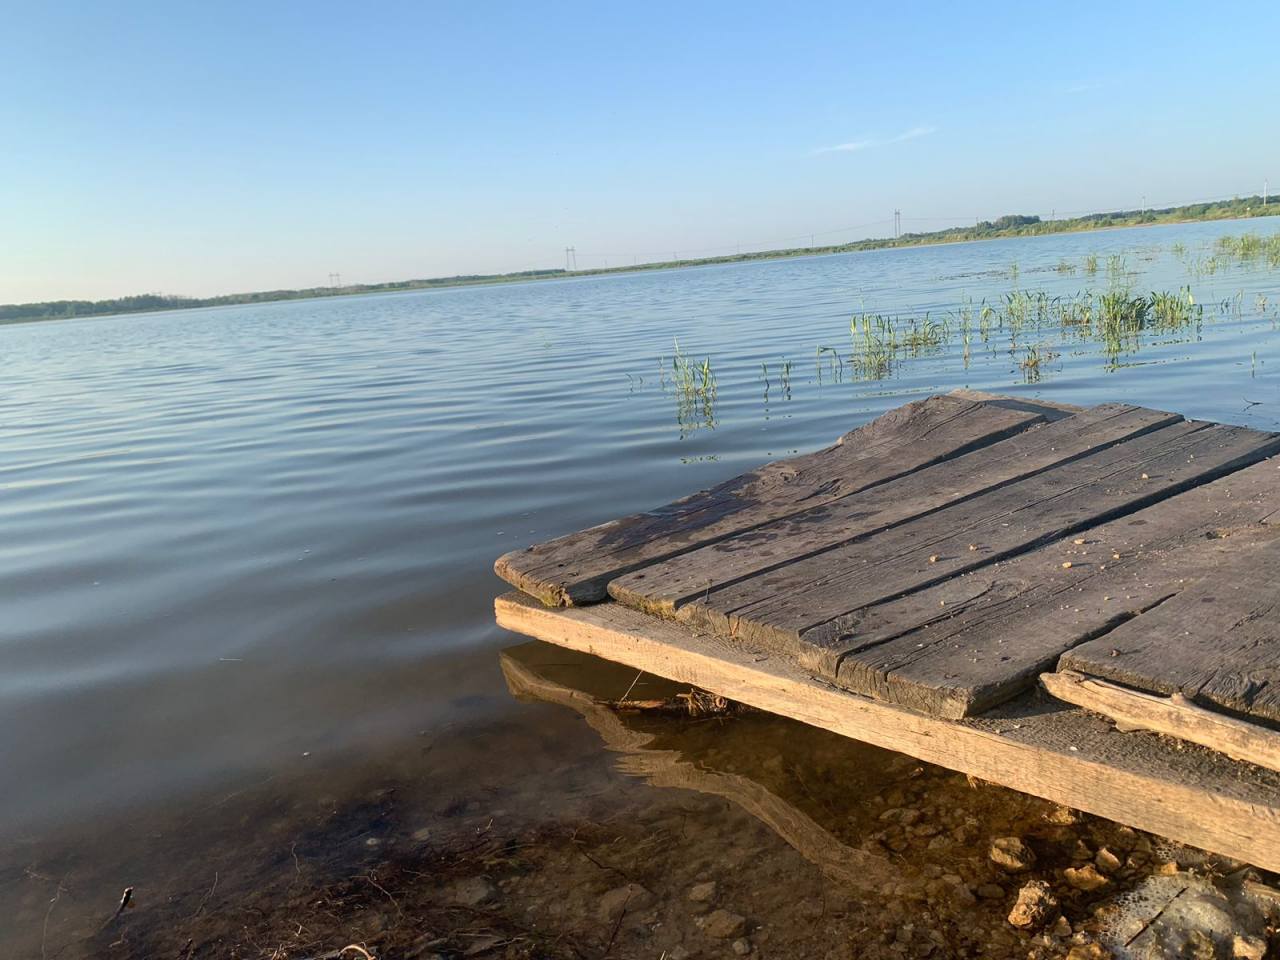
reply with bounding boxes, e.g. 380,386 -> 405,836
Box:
1041,670 -> 1280,774
494,591 -> 1280,872
494,393 -> 1045,605
609,403 -> 1181,619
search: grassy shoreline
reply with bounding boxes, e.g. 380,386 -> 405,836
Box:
4,196 -> 1278,326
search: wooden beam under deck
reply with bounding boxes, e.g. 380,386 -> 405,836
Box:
495,590 -> 1280,872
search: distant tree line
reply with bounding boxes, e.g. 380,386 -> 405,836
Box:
0,269 -> 568,324
3,196 -> 1276,324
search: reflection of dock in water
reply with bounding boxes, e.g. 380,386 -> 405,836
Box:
500,640 -> 899,890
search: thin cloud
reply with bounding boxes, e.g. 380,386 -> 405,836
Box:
814,126 -> 936,155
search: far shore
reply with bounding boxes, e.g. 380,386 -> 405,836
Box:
4,197 -> 1278,326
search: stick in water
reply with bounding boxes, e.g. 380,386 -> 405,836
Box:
101,887 -> 133,930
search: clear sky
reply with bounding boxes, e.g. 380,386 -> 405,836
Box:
3,1 -> 1276,302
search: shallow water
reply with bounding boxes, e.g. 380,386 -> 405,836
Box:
4,218 -> 1280,952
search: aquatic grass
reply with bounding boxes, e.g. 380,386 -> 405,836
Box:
900,313 -> 949,355
1105,254 -> 1130,290
1148,287 -> 1201,332
668,339 -> 717,432
762,358 -> 793,399
849,312 -> 898,379
1083,254 -> 1099,275
815,345 -> 845,382
1019,343 -> 1057,383
1215,231 -> 1280,268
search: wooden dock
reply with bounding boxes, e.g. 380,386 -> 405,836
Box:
493,391 -> 1280,870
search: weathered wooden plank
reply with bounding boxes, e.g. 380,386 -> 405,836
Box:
493,591 -> 1280,872
672,422 -> 1280,658
1041,670 -> 1280,774
495,393 -> 1046,605
1062,539 -> 1280,723
822,460 -> 1280,716
608,403 -> 1181,618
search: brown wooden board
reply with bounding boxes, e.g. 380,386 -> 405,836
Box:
606,402 -> 1182,619
1061,538 -> 1280,724
494,591 -> 1280,873
818,459 -> 1280,717
643,421 -> 1280,661
495,393 -> 1047,605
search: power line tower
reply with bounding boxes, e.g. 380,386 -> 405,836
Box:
328,272 -> 341,288
564,247 -> 577,271
893,209 -> 901,238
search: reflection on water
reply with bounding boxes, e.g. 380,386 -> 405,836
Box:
2,217 -> 1280,952
498,642 -> 1278,960
500,641 -> 898,892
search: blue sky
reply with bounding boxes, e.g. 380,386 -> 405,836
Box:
2,1 -> 1276,302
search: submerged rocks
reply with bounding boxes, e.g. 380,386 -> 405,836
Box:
989,836 -> 1037,872
449,876 -> 498,907
1234,934 -> 1267,960
1065,944 -> 1111,960
698,908 -> 747,939
1094,847 -> 1122,875
597,882 -> 654,921
1008,880 -> 1059,929
1064,864 -> 1110,892
688,880 -> 718,903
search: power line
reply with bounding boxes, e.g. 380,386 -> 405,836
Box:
562,185 -> 1273,273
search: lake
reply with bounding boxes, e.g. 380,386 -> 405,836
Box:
5,217 -> 1280,954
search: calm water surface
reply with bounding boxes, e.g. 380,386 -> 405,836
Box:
4,218 -> 1280,840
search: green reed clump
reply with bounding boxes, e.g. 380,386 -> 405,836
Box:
835,279 -> 1228,386
668,339 -> 717,430
1019,343 -> 1057,383
1057,294 -> 1095,329
1083,254 -> 1099,275
1215,231 -> 1280,267
1105,254 -> 1129,285
900,313 -> 949,355
1148,287 -> 1202,331
849,313 -> 898,378
1056,259 -> 1075,274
